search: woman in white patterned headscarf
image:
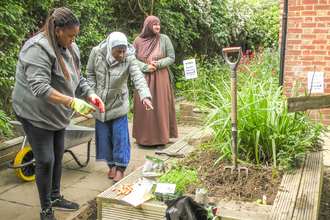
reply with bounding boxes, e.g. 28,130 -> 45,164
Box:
86,31 -> 153,182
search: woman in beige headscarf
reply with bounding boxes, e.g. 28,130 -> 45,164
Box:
133,15 -> 178,146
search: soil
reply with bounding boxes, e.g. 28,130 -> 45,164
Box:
318,167 -> 330,220
73,136 -> 285,219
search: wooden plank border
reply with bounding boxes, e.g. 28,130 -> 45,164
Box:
269,151 -> 323,220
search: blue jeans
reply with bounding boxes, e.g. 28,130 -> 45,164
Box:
15,113 -> 65,210
95,115 -> 130,169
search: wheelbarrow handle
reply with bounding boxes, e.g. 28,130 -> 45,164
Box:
222,47 -> 242,78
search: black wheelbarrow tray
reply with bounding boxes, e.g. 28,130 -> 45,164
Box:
7,120 -> 95,181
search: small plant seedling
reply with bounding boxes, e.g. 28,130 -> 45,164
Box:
253,199 -> 262,204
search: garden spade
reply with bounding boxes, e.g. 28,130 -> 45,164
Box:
222,47 -> 248,177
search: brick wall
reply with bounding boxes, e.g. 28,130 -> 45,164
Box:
0,116 -> 95,171
280,0 -> 330,124
179,102 -> 204,126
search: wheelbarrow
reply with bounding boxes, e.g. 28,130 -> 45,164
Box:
7,117 -> 95,181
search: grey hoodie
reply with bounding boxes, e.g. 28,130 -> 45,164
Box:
86,40 -> 151,122
12,32 -> 93,130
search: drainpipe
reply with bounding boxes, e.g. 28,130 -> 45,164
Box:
279,0 -> 288,88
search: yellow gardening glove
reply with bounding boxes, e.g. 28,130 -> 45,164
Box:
70,98 -> 96,118
89,93 -> 105,113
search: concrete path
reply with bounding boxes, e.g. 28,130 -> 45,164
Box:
0,122 -> 195,220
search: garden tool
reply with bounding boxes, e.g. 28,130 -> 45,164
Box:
222,47 -> 248,177
155,151 -> 185,158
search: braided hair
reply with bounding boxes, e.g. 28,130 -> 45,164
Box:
35,7 -> 80,81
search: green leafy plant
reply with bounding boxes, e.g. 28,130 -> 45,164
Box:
252,199 -> 262,204
157,159 -> 200,194
0,110 -> 13,139
179,49 -> 323,172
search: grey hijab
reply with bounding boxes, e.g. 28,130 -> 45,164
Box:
106,31 -> 128,66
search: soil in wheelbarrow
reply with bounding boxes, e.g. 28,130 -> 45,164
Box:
74,136 -> 284,220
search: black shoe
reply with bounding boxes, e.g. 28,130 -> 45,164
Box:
40,209 -> 56,220
51,195 -> 79,211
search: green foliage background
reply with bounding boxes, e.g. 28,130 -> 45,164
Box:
0,0 -> 280,137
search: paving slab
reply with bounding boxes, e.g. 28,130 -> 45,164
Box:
70,171 -> 113,191
0,176 -> 20,194
60,168 -> 91,188
0,180 -> 39,206
0,199 -> 33,220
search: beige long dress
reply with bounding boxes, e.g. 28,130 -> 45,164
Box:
132,42 -> 178,146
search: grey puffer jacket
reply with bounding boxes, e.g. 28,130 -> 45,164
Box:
86,40 -> 152,122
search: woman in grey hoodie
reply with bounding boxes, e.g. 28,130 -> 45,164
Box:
86,31 -> 153,183
12,7 -> 104,220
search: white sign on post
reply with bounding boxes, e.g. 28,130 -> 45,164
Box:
308,72 -> 324,93
183,59 -> 198,79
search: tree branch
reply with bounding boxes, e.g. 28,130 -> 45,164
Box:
150,0 -> 154,15
128,0 -> 137,18
138,0 -> 148,17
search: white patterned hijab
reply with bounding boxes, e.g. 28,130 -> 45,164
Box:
106,31 -> 128,66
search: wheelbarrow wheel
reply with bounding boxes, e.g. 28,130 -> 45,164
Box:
14,146 -> 36,181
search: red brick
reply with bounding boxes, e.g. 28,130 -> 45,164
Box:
301,34 -> 316,38
325,67 -> 330,71
300,45 -> 316,49
285,71 -> 295,76
314,29 -> 329,33
299,56 -> 315,60
284,92 -> 291,97
302,0 -> 318,4
312,39 -> 328,44
287,50 -> 302,55
301,66 -> 314,71
325,56 -> 330,60
287,28 -> 303,33
322,114 -> 330,119
315,5 -> 330,10
287,40 -> 302,44
311,61 -> 327,66
301,11 -> 317,16
315,17 -> 330,22
302,61 -> 311,66
319,0 -> 327,4
302,51 -> 311,55
305,17 -> 313,22
311,51 -> 327,55
289,17 -> 304,22
301,23 -> 317,28
290,6 -> 305,10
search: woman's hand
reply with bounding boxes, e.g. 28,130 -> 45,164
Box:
89,93 -> 105,113
70,98 -> 96,118
142,98 -> 154,110
149,64 -> 157,73
151,60 -> 157,67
